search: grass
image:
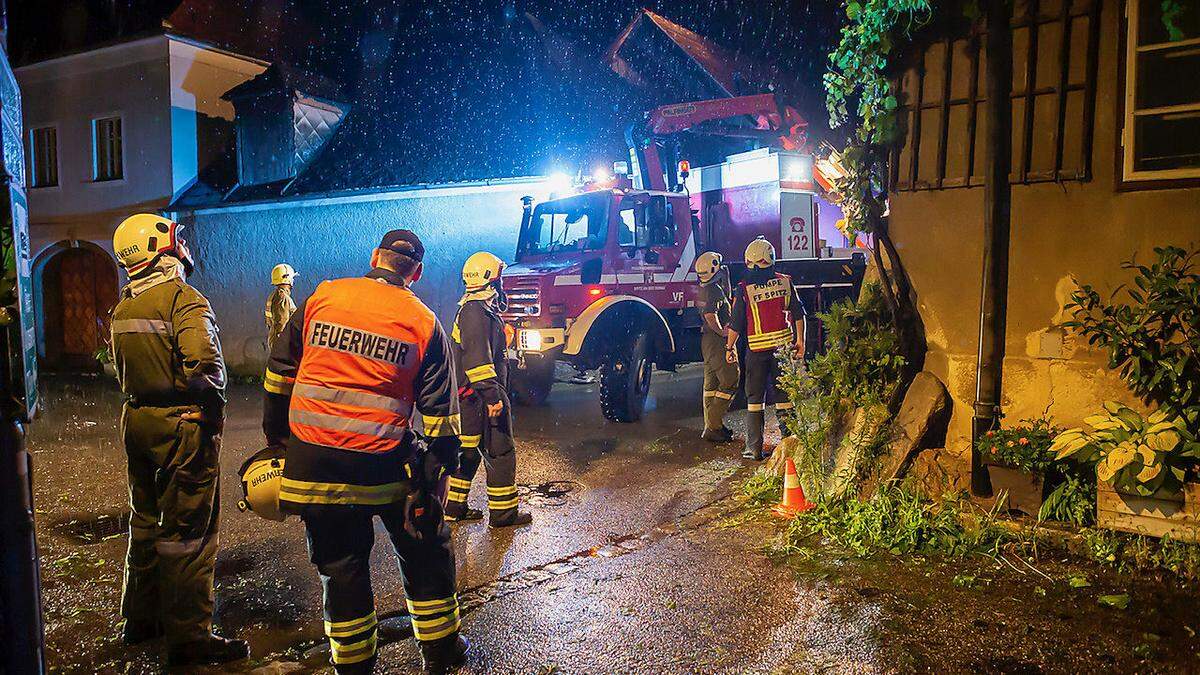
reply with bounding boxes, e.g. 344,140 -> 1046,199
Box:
739,470 -> 782,507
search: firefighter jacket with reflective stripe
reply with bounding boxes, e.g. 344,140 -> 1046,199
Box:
451,298 -> 507,406
731,273 -> 805,352
262,270 -> 461,506
111,278 -> 226,412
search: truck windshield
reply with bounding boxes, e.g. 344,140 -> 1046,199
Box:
521,194 -> 609,256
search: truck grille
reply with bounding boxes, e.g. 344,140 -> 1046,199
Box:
504,280 -> 540,317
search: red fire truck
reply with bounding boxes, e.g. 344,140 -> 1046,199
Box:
502,94 -> 866,421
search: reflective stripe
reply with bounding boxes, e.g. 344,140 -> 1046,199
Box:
290,409 -> 409,441
486,485 -> 518,496
278,478 -> 407,505
325,611 -> 377,639
488,497 -> 519,510
448,477 -> 472,490
446,491 -> 468,504
711,391 -> 734,400
154,537 -> 205,556
459,434 -> 482,449
702,390 -> 716,398
112,319 -> 173,335
407,597 -> 458,614
264,369 -> 295,395
331,633 -> 377,665
410,611 -> 461,641
422,414 -> 461,438
465,364 -> 498,383
775,401 -> 795,410
747,328 -> 791,350
293,382 -> 411,414
747,403 -> 765,412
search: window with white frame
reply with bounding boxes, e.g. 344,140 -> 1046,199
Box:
28,126 -> 58,188
92,116 -> 123,181
1123,0 -> 1200,181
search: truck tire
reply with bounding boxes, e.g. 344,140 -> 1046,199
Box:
599,332 -> 652,422
511,354 -> 555,406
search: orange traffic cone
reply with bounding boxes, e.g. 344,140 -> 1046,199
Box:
773,457 -> 813,517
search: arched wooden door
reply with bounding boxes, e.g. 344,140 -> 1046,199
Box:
41,247 -> 119,369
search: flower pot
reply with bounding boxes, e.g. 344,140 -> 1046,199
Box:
985,464 -> 1044,517
1096,480 -> 1200,542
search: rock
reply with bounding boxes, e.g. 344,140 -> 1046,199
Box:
828,403 -> 890,500
866,371 -> 951,496
765,436 -> 801,476
907,448 -> 970,497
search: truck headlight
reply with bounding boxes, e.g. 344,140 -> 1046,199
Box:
519,329 -> 543,351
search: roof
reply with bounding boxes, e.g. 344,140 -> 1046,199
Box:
223,62 -> 345,102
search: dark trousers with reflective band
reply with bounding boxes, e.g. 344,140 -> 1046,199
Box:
445,390 -> 518,523
701,333 -> 739,432
301,499 -> 458,674
743,349 -> 794,457
120,403 -> 221,645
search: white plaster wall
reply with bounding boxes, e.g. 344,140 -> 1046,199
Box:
175,180 -> 552,373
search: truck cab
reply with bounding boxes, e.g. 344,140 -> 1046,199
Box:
502,148 -> 867,423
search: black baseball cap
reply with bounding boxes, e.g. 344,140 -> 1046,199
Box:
378,229 -> 424,262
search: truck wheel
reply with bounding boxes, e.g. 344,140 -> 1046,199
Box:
511,354 -> 554,406
599,332 -> 652,422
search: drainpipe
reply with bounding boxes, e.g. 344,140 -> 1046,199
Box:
971,0 -> 1014,496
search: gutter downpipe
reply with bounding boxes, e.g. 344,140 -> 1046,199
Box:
972,0 -> 1014,496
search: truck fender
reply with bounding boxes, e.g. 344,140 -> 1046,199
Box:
563,295 -> 675,356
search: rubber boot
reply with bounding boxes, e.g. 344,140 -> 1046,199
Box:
490,511 -> 533,528
445,507 -> 484,523
420,633 -> 469,674
121,620 -> 162,645
167,633 -> 250,666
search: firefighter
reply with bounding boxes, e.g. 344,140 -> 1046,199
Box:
726,237 -> 806,461
695,251 -> 738,443
265,263 -> 297,353
262,230 -> 467,674
109,213 -> 249,666
443,252 -> 533,527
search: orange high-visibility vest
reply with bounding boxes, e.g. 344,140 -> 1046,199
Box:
741,273 -> 795,352
289,277 -> 435,454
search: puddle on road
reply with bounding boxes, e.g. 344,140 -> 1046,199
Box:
518,480 -> 582,507
52,511 -> 129,544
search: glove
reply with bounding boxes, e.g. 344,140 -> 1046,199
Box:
420,450 -> 452,488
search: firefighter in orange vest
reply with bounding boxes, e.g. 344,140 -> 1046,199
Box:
726,237 -> 806,460
443,252 -> 532,526
262,230 -> 467,674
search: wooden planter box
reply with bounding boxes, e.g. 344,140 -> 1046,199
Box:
985,464 -> 1044,518
1096,482 -> 1200,542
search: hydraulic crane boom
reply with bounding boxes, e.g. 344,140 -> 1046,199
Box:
626,93 -> 809,192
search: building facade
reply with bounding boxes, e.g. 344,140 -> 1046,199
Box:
17,34 -> 265,367
887,0 -> 1199,481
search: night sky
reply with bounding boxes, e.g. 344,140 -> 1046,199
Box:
11,0 -> 844,188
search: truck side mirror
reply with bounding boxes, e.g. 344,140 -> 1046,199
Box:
581,257 -> 603,285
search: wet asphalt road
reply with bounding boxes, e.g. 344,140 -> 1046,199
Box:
27,368 -> 1200,673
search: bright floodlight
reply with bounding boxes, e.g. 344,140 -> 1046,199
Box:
548,172 -> 572,191
593,166 -> 610,182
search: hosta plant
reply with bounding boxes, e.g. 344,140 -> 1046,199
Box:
1050,403 -> 1200,497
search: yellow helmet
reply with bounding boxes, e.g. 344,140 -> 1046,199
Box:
694,251 -> 723,283
113,213 -> 192,274
462,251 -> 505,291
236,448 -> 288,522
271,263 -> 297,286
744,236 -> 776,269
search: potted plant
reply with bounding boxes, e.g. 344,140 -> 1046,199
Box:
1050,404 -> 1200,540
975,418 -> 1059,517
95,345 -> 116,378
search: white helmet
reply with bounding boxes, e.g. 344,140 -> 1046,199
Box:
237,448 -> 288,522
271,263 -> 297,286
462,251 -> 505,291
694,251 -> 723,283
744,236 -> 776,270
113,213 -> 193,275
